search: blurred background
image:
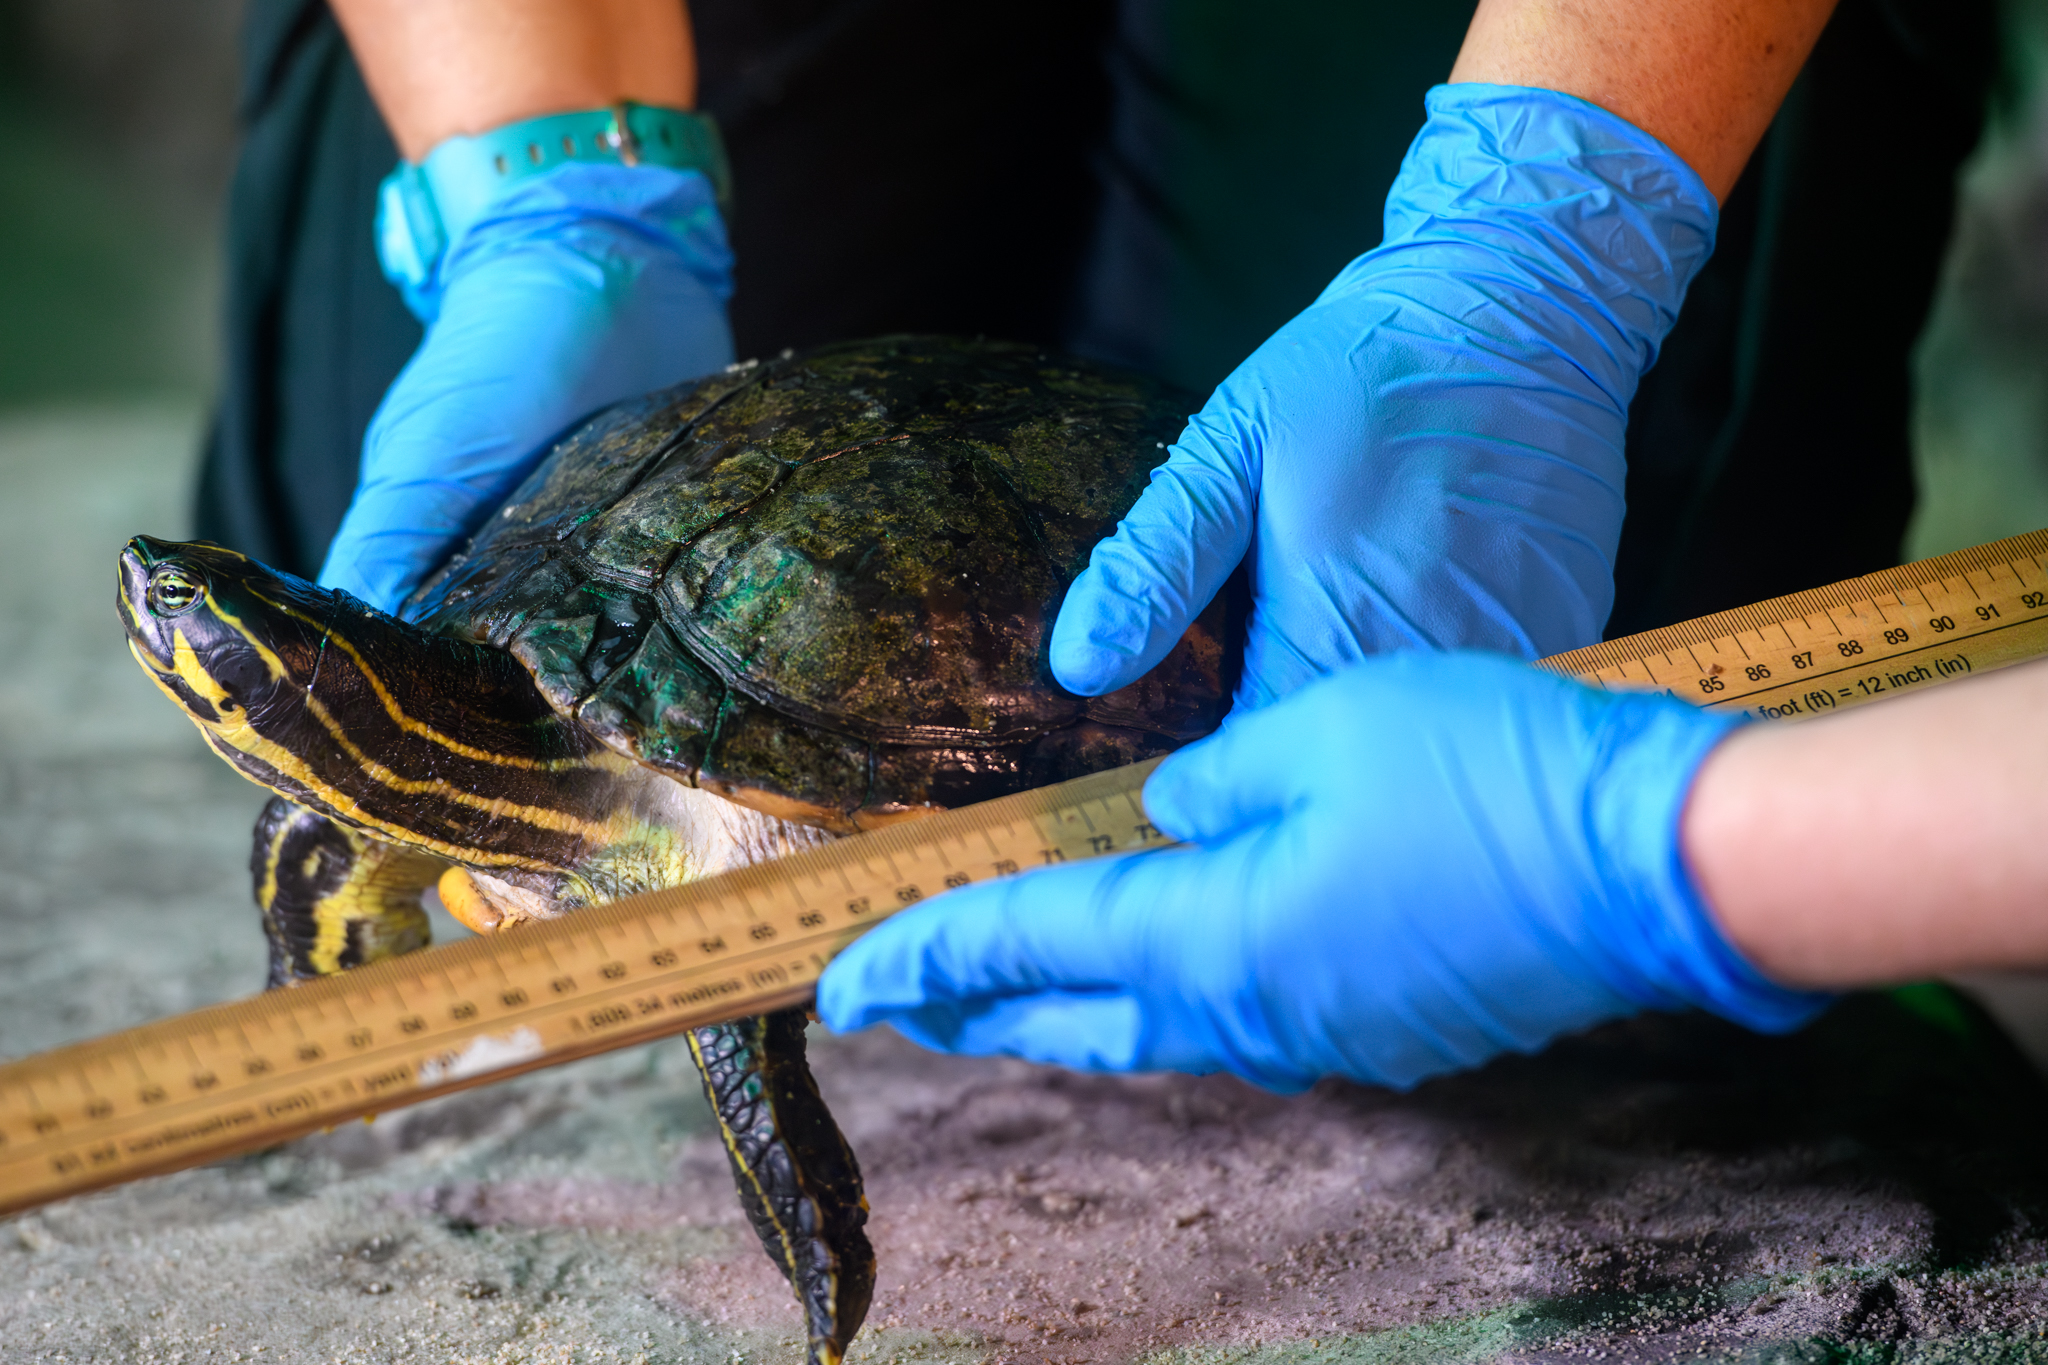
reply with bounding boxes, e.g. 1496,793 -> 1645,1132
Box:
0,0 -> 265,1067
0,0 -> 237,409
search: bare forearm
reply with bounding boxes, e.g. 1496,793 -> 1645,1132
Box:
1686,657 -> 2048,987
329,0 -> 697,160
1450,0 -> 1838,199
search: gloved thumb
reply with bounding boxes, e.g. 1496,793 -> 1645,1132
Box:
1049,409 -> 1258,696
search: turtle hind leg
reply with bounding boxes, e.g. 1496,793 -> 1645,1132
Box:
690,1009 -> 875,1365
252,796 -> 442,986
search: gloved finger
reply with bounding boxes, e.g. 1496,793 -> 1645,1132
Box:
819,834 -> 1319,1087
817,831 -> 1261,1031
875,989 -> 1151,1072
1048,405 -> 1259,697
818,851 -> 1165,1032
1140,667 -> 1349,841
319,510 -> 480,617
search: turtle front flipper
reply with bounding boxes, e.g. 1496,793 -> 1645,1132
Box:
253,797 -> 441,986
690,1009 -> 874,1365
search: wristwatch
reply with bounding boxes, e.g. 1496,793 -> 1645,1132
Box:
375,102 -> 731,298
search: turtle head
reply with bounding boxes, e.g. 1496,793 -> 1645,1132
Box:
115,536 -> 651,886
117,536 -> 358,781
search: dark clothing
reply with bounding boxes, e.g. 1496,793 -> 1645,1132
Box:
198,1 -> 421,579
1609,0 -> 2001,631
197,0 -> 2000,637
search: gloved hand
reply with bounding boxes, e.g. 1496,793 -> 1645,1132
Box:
318,162 -> 735,613
1052,85 -> 1719,711
818,653 -> 1829,1092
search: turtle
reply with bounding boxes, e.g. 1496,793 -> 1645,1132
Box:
116,336 -> 1239,1363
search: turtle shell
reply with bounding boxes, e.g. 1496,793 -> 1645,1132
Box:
410,337 -> 1240,831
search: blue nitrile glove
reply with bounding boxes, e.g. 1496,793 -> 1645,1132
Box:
819,654 -> 1830,1092
318,162 -> 734,613
1053,85 -> 1718,710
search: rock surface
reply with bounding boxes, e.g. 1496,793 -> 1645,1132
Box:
3,406 -> 2046,1365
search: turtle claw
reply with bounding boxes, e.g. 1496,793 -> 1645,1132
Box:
688,1009 -> 875,1365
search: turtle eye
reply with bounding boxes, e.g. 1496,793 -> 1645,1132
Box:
147,564 -> 205,617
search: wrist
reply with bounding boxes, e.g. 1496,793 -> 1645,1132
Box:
377,103 -> 730,322
1584,696 -> 1833,1031
394,161 -> 733,330
1325,83 -> 1717,401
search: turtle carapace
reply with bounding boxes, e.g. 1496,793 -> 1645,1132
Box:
117,336 -> 1240,1364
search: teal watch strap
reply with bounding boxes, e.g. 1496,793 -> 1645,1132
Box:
375,103 -> 730,296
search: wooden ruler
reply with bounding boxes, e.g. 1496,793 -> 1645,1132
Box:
6,527 -> 2048,1218
1538,526 -> 2048,712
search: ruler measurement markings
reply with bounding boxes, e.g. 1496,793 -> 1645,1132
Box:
1662,601 -> 2025,707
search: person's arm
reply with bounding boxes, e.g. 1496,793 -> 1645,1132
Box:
815,653 -> 2048,1094
1450,0 -> 1835,199
330,0 -> 697,158
1049,0 -> 1840,712
313,0 -> 733,615
1689,657 -> 2048,985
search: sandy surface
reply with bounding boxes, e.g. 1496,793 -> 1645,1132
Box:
3,406 -> 2047,1365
